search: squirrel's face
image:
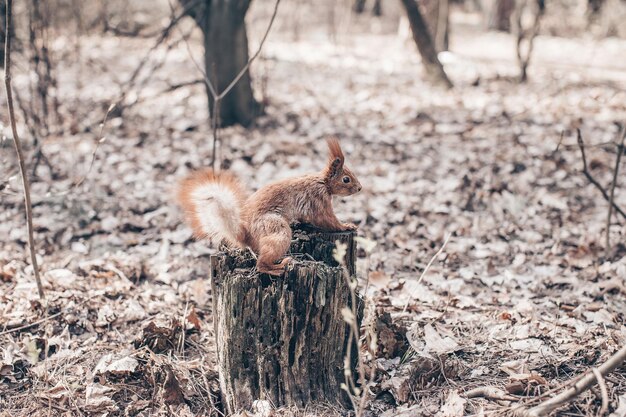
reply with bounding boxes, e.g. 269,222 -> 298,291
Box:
329,166 -> 362,196
324,138 -> 361,196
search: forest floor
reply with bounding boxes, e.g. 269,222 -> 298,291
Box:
2,9 -> 626,417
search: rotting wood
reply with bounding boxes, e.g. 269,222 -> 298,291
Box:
210,226 -> 361,414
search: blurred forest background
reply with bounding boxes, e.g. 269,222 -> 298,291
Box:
1,0 -> 626,416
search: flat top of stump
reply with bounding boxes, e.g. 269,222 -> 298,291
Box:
212,225 -> 356,278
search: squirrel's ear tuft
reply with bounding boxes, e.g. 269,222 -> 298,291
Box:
324,137 -> 344,179
326,136 -> 344,164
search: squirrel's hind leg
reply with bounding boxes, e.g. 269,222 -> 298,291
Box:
255,218 -> 292,276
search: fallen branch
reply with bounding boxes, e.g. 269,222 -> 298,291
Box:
465,386 -> 519,402
4,0 -> 45,300
0,295 -> 98,336
514,344 -> 626,416
591,368 -> 609,416
577,129 -> 626,220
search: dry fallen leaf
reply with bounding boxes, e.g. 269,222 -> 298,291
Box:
369,270 -> 391,289
161,364 -> 186,406
436,390 -> 466,417
94,353 -> 139,376
85,383 -> 116,411
407,323 -> 460,358
186,306 -> 202,331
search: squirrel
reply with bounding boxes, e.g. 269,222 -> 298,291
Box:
177,137 -> 362,276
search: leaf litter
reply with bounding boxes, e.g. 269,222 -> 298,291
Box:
1,4 -> 626,417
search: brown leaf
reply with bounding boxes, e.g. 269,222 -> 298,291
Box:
186,306 -> 202,331
369,270 -> 391,289
161,365 -> 186,406
436,390 -> 466,417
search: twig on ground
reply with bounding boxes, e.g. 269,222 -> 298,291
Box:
416,232 -> 452,287
403,232 -> 452,312
70,103 -> 115,190
513,344 -> 626,417
577,129 -> 626,220
552,130 -> 564,154
591,368 -> 609,416
0,311 -> 60,336
0,295 -> 100,336
605,125 -> 626,254
4,0 -> 45,300
465,386 -> 519,402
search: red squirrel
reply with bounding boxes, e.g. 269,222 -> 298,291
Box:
177,138 -> 362,275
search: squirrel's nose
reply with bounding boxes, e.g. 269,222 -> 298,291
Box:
357,185 -> 362,192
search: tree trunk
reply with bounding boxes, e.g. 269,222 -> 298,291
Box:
353,0 -> 367,14
514,0 -> 543,83
0,0 -> 5,66
373,0 -> 382,16
419,0 -> 449,52
587,0 -> 605,16
182,0 -> 259,127
435,0 -> 449,52
400,0 -> 453,88
210,227 -> 361,414
354,0 -> 383,16
488,0 -> 515,32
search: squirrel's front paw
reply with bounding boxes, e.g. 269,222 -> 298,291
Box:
341,223 -> 358,231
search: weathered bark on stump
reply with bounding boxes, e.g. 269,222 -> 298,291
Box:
399,0 -> 453,88
210,228 -> 360,414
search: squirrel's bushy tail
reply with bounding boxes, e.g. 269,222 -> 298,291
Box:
177,169 -> 248,247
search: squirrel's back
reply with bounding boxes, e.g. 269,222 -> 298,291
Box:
243,175 -> 330,225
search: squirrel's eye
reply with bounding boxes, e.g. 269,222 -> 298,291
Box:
342,176 -> 351,183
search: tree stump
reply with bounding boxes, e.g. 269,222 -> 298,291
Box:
210,226 -> 361,414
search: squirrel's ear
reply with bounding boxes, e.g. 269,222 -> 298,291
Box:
327,157 -> 343,179
326,137 -> 344,163
326,136 -> 344,178
325,137 -> 344,179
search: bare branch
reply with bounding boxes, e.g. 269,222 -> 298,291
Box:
403,232 -> 453,312
4,0 -> 45,300
71,103 -> 116,190
465,386 -> 519,402
577,129 -> 626,220
217,0 -> 281,100
591,368 -> 609,416
514,344 -> 626,416
176,0 -> 281,171
124,0 -> 200,90
606,125 -> 626,254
